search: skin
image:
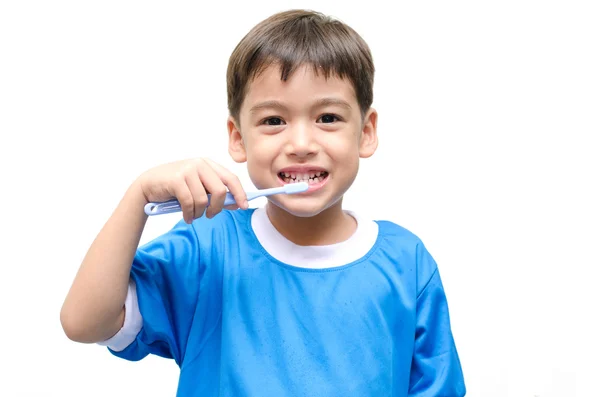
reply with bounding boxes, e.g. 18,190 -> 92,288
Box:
60,63 -> 378,344
229,64 -> 379,245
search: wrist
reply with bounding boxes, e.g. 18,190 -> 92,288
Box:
120,181 -> 149,217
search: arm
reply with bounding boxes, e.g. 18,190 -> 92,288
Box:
60,158 -> 247,345
60,182 -> 148,343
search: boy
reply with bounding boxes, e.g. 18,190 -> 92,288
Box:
61,9 -> 466,396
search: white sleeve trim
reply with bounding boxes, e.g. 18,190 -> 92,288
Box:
97,279 -> 143,352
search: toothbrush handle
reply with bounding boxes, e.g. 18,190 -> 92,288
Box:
144,193 -> 237,215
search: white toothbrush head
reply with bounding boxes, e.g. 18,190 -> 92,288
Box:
282,182 -> 309,194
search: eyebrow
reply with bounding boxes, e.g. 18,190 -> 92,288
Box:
249,97 -> 353,113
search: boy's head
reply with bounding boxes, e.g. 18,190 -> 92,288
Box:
226,9 -> 378,217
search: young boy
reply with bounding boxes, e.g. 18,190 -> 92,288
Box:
61,9 -> 466,396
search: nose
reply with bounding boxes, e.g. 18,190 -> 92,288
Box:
284,122 -> 319,157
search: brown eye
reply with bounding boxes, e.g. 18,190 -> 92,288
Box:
264,117 -> 284,126
318,114 -> 339,123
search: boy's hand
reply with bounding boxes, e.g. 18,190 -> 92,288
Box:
136,158 -> 248,223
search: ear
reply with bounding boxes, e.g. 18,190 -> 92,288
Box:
359,108 -> 378,158
228,116 -> 247,163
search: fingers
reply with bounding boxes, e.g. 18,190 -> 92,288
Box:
197,161 -> 228,219
168,158 -> 246,223
170,177 -> 195,224
204,159 -> 248,210
183,169 -> 208,221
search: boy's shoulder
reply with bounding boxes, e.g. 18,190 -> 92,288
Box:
374,218 -> 423,245
372,218 -> 439,290
190,207 -> 252,229
143,209 -> 251,254
186,207 -> 253,242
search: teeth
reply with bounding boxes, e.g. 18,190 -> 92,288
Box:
279,171 -> 328,185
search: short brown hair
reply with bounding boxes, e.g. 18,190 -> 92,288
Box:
226,9 -> 375,123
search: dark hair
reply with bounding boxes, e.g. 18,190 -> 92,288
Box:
227,9 -> 375,123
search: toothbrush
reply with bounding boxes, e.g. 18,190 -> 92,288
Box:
144,182 -> 309,216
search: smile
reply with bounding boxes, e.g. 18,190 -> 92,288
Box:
277,169 -> 330,193
278,171 -> 328,184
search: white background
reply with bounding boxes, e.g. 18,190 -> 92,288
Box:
1,1 -> 598,396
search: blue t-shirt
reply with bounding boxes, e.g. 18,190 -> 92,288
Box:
110,208 -> 465,396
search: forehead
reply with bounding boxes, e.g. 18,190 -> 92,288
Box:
241,64 -> 358,111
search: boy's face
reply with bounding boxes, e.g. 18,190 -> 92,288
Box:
228,64 -> 378,217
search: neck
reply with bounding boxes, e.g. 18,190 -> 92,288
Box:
265,199 -> 357,246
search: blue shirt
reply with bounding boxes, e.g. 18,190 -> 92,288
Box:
109,208 -> 465,396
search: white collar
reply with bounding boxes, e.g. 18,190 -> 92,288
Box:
250,206 -> 379,269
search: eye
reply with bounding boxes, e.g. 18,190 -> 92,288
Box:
262,117 -> 285,126
318,114 -> 340,124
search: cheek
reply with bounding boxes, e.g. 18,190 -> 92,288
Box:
243,136 -> 279,187
245,137 -> 277,164
324,134 -> 360,159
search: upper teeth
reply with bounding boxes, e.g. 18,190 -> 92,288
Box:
281,171 -> 326,180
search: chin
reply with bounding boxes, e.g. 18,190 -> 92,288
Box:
267,195 -> 341,218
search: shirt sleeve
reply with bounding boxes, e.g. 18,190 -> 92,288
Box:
97,279 -> 143,352
408,244 -> 466,396
106,219 -> 204,366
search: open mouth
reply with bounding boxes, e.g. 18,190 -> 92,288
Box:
278,171 -> 329,185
